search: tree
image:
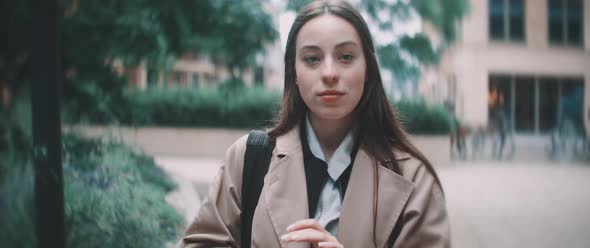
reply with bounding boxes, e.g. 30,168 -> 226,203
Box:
0,0 -> 32,108
1,0 -> 278,119
287,0 -> 468,97
207,1 -> 278,83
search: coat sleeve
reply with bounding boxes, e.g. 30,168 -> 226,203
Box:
178,135 -> 249,248
393,160 -> 451,248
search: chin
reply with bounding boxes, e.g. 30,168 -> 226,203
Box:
310,107 -> 353,121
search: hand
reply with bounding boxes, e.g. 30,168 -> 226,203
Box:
280,219 -> 343,248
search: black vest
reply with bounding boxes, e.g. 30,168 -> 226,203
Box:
299,123 -> 359,217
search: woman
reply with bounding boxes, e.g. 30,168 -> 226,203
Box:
179,1 -> 450,247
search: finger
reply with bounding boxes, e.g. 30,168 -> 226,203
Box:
287,219 -> 324,232
318,241 -> 344,248
280,228 -> 331,243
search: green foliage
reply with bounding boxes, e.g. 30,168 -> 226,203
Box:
395,100 -> 454,134
0,164 -> 36,247
62,134 -> 181,248
65,86 -> 453,134
207,1 -> 278,78
1,106 -> 182,247
286,0 -> 468,92
61,0 -> 277,69
0,91 -> 35,246
0,0 -> 31,91
124,85 -> 281,128
62,67 -> 130,125
2,0 -> 278,119
376,44 -> 420,84
65,85 -> 282,129
363,0 -> 467,83
0,86 -> 33,178
287,0 -> 310,12
399,33 -> 439,65
411,0 -> 469,42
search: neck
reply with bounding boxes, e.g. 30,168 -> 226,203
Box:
309,113 -> 352,160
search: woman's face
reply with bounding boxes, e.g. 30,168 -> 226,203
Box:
295,14 -> 366,122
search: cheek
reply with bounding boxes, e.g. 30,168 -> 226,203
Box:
349,81 -> 365,110
348,68 -> 366,102
295,65 -> 316,97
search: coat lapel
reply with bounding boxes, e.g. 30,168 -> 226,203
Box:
262,125 -> 310,248
261,124 -> 415,248
338,149 -> 415,248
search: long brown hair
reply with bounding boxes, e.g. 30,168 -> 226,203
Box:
268,0 -> 441,184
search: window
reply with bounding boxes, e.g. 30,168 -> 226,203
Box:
147,69 -> 159,88
539,78 -> 559,131
489,74 -> 585,133
173,72 -> 180,84
549,0 -> 584,46
254,66 -> 264,86
171,71 -> 188,86
489,0 -> 525,41
514,76 -> 535,131
204,73 -> 212,85
192,73 -> 199,88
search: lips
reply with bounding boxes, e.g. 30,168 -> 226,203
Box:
317,90 -> 345,96
317,90 -> 345,103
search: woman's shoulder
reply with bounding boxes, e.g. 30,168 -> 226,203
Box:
225,134 -> 250,158
223,134 -> 252,164
392,148 -> 446,214
217,134 -> 250,179
392,149 -> 440,188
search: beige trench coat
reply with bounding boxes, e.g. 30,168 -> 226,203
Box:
179,124 -> 450,248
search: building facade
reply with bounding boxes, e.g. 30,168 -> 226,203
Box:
422,0 -> 590,135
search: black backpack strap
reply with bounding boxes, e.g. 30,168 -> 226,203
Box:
387,205 -> 406,247
387,156 -> 406,247
241,130 -> 274,248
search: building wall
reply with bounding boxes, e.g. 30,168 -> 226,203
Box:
430,0 -> 590,135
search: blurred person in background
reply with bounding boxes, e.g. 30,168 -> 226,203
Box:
179,1 -> 449,247
488,86 -> 508,159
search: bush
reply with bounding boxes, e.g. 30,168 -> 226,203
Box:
132,86 -> 280,128
64,84 -> 454,134
0,160 -> 36,247
65,86 -> 282,129
0,130 -> 182,247
394,100 -> 453,134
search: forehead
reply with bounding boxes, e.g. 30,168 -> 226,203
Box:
296,14 -> 362,50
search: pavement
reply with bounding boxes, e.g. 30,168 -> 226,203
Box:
441,161 -> 590,248
157,157 -> 590,248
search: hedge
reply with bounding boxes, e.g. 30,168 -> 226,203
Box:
64,86 -> 453,134
394,100 -> 454,135
0,115 -> 183,247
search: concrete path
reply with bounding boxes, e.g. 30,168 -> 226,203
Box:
157,157 -> 590,248
441,161 -> 590,248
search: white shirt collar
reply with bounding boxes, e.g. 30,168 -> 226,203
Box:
305,113 -> 354,181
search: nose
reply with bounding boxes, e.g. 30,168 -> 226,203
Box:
321,59 -> 339,85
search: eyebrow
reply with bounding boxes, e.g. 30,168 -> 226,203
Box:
299,40 -> 359,51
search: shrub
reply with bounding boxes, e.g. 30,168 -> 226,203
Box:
0,160 -> 36,247
0,130 -> 182,247
65,85 -> 454,134
394,100 -> 453,134
67,86 -> 282,129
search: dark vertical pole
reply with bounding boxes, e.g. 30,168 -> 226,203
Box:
32,0 -> 65,247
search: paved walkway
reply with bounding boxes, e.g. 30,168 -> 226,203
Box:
441,161 -> 590,248
158,157 -> 590,248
